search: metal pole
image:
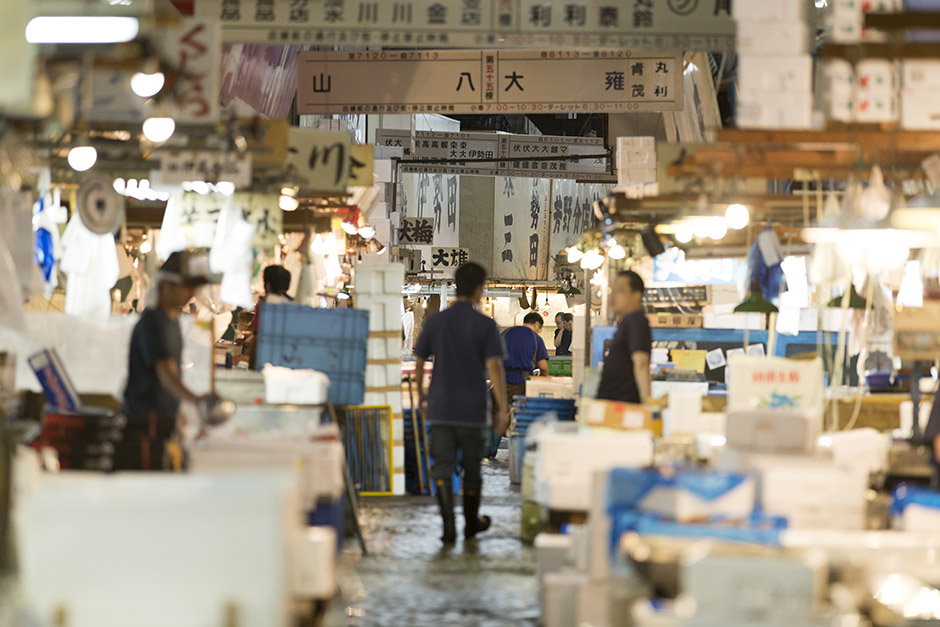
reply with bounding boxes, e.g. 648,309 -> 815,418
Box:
585,268 -> 592,369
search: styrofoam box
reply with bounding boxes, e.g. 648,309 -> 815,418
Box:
384,391 -> 403,415
357,294 -> 403,332
577,580 -> 611,627
366,365 -> 389,389
683,550 -> 828,615
736,94 -> 813,130
898,503 -> 940,531
535,431 -> 653,511
857,59 -> 899,91
824,87 -> 856,123
368,337 -> 388,361
535,533 -> 575,581
737,55 -> 812,95
190,438 -> 345,504
292,526 -> 336,599
901,89 -> 940,129
363,392 -> 385,406
639,477 -> 756,523
526,377 -> 576,399
617,136 -> 655,151
263,365 -> 329,405
16,471 -> 299,627
737,21 -> 808,55
725,410 -> 819,455
817,428 -> 888,475
855,88 -> 899,123
617,147 -> 654,166
356,263 -> 404,295
543,571 -> 584,627
703,309 -> 767,330
903,60 -> 940,89
827,12 -> 863,44
732,0 -> 805,22
822,59 -> 856,91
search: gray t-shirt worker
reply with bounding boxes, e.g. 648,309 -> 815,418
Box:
415,262 -> 508,545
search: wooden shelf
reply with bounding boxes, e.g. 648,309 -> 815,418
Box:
716,129 -> 940,152
818,42 -> 940,59
865,12 -> 940,30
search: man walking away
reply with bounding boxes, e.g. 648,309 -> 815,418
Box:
414,263 -> 508,544
596,270 -> 652,404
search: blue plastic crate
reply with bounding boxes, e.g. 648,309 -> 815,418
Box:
255,304 -> 369,405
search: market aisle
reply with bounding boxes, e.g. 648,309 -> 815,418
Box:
341,451 -> 539,627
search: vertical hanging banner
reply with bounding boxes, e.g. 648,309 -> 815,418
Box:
158,18 -> 222,123
196,0 -> 735,51
549,179 -> 609,264
492,177 -> 550,281
412,172 -> 460,248
296,49 -> 682,115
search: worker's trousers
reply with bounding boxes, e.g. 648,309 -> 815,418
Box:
428,424 -> 488,493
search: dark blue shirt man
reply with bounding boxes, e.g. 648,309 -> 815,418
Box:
596,270 -> 652,404
502,312 -> 550,395
415,263 -> 507,544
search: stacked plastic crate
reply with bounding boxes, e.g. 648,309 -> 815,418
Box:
734,0 -> 812,129
357,263 -> 406,495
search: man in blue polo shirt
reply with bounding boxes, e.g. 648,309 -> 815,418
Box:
415,263 -> 508,544
502,312 -> 550,403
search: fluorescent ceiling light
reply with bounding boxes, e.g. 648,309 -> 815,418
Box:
26,16 -> 140,44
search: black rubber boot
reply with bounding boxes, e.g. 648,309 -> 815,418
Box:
463,489 -> 492,540
435,480 -> 457,544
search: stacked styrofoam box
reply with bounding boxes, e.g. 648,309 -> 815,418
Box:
734,0 -> 812,129
855,59 -> 900,123
534,431 -> 654,511
615,136 -> 658,194
901,60 -> 940,129
822,59 -> 856,123
357,262 -> 405,494
715,449 -> 869,529
828,0 -> 900,44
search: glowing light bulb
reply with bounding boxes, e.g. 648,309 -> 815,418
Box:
580,249 -> 604,270
358,225 -> 376,240
725,203 -> 750,230
67,146 -> 97,172
215,181 -> 235,196
142,117 -> 175,143
608,244 -> 626,259
279,194 -> 299,211
139,240 -> 152,254
566,246 -> 583,263
675,223 -> 693,243
341,219 -> 359,235
130,72 -> 165,98
708,217 -> 728,240
692,218 -> 711,240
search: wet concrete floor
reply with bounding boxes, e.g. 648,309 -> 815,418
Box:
340,449 -> 539,627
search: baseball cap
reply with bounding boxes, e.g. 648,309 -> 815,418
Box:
160,250 -> 210,287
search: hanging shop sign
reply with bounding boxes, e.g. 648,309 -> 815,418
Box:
548,179 -> 607,259
297,49 -> 682,115
249,119 -> 289,165
0,0 -> 33,115
399,131 -> 613,182
492,177 -> 551,281
410,172 -> 460,248
286,128 -> 352,193
349,144 -> 375,187
398,217 -> 435,245
196,0 -> 734,51
375,129 -> 413,156
429,247 -> 470,269
160,151 -> 253,188
178,192 -> 281,250
158,18 -> 222,123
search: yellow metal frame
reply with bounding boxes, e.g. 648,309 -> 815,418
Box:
345,405 -> 394,496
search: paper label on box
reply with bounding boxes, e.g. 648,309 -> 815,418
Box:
623,410 -> 645,429
706,348 -> 727,370
747,344 -> 766,357
587,401 -> 605,424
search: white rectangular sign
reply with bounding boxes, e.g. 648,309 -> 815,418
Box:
196,0 -> 735,51
399,131 -> 613,181
286,128 -> 352,193
160,152 -> 253,188
429,247 -> 470,269
297,49 -> 682,115
398,217 -> 435,245
493,177 -> 551,281
727,355 -> 824,416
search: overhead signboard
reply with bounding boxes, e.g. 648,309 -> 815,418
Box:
297,50 -> 682,116
429,247 -> 470,269
398,217 -> 435,245
160,151 -> 253,188
375,129 -> 413,156
388,130 -> 614,182
196,0 -> 734,51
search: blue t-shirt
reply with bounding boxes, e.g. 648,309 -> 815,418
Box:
502,326 -> 549,385
414,301 -> 506,425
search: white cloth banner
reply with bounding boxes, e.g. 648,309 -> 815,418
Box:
492,177 -> 550,281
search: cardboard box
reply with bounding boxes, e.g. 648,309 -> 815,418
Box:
526,378 -> 576,399
580,398 -> 660,435
738,55 -> 813,95
725,409 -> 819,455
